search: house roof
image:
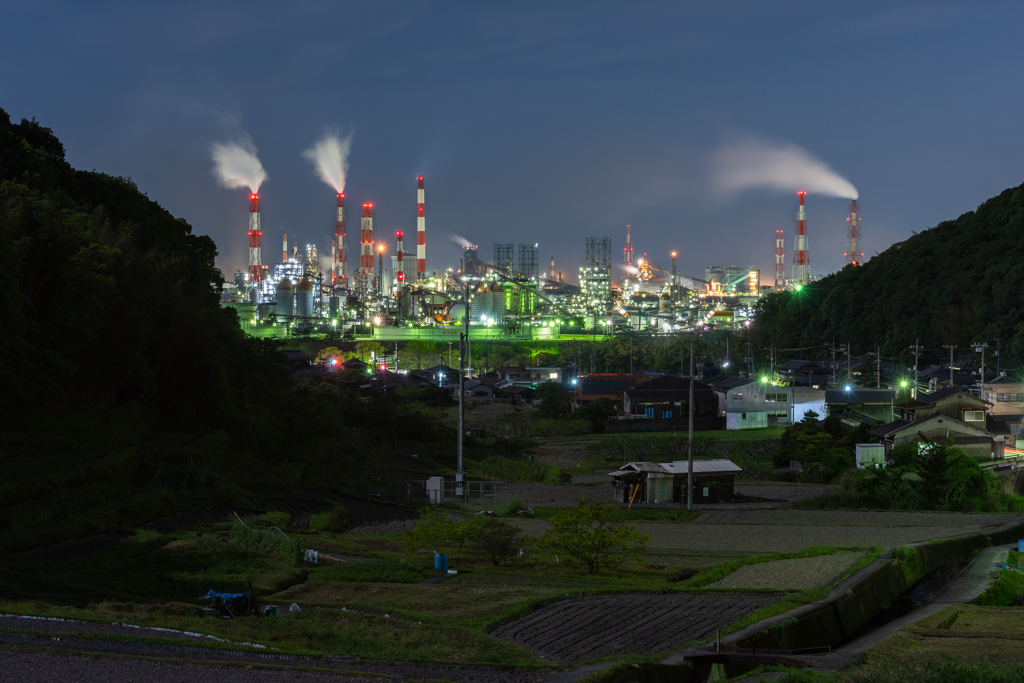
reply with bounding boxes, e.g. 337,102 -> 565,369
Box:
910,387 -> 975,405
625,375 -> 714,402
870,419 -> 914,438
580,377 -> 638,395
611,459 -> 742,476
826,389 -> 895,405
778,359 -> 825,372
875,413 -> 992,440
711,377 -> 757,391
987,415 -> 1012,435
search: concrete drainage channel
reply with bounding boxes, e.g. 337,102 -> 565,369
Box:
607,522 -> 1024,683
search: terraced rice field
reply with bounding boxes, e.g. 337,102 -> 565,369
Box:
491,593 -> 774,663
710,551 -> 866,590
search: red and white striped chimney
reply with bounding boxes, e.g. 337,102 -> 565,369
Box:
282,232 -> 288,263
416,176 -> 426,280
360,203 -> 374,292
248,193 -> 262,283
396,230 -> 405,283
791,191 -> 810,286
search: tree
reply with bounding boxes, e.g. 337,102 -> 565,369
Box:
402,508 -> 481,554
543,498 -> 648,573
536,381 -> 572,419
474,518 -> 527,566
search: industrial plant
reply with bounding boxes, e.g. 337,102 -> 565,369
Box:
222,163 -> 865,342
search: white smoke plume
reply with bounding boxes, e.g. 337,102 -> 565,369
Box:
450,233 -> 476,249
713,136 -> 858,200
303,132 -> 353,194
211,135 -> 267,193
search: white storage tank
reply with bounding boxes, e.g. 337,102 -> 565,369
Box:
276,278 -> 294,318
296,277 -> 314,318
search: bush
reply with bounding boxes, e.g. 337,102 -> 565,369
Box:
473,518 -> 528,566
543,497 -> 649,574
403,507 -> 481,554
260,510 -> 291,528
228,516 -> 303,566
891,545 -> 916,562
310,504 -> 351,532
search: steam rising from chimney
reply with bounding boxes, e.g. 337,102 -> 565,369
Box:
303,132 -> 353,194
450,233 -> 475,249
211,134 -> 267,193
713,136 -> 858,200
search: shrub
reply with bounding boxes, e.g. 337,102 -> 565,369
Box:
228,516 -> 303,566
260,510 -> 291,528
473,518 -> 528,566
309,504 -> 351,532
891,545 -> 916,563
543,497 -> 649,574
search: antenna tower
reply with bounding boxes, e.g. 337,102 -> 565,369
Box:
775,229 -> 785,292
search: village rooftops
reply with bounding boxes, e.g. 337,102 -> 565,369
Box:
609,459 -> 743,476
825,389 -> 894,404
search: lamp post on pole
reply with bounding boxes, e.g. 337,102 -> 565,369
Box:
687,341 -> 694,512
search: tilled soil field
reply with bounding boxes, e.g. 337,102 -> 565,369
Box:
491,593 -> 775,664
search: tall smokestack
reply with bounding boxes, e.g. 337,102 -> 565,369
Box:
791,191 -> 810,286
416,176 -> 426,280
845,199 -> 862,267
396,230 -> 405,284
282,232 -> 288,263
550,256 -> 555,280
248,193 -> 262,284
775,229 -> 785,292
334,193 -> 348,285
360,203 -> 374,293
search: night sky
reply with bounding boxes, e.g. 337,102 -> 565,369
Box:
3,1 -> 1023,284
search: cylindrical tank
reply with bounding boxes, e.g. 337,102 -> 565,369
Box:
277,278 -> 294,318
328,295 -> 340,318
449,302 -> 466,321
296,277 -> 314,318
659,292 -> 671,312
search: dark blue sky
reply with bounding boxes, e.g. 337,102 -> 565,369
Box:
3,1 -> 1023,283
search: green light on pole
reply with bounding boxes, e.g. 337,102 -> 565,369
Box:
794,284 -> 803,292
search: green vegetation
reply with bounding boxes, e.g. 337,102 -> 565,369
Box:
309,504 -> 351,533
777,658 -> 1024,683
676,546 -> 880,591
753,180 -> 1024,365
543,498 -> 649,573
798,439 -> 1024,512
228,516 -> 304,566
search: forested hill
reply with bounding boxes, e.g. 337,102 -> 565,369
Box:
0,108 -> 289,437
753,181 -> 1024,366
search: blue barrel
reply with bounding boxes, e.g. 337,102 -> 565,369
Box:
434,554 -> 448,571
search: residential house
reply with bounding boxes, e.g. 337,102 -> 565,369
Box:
609,459 -> 742,504
713,378 -> 826,430
870,387 -> 1012,460
825,388 -> 895,426
777,359 -> 831,388
981,381 -> 1024,437
575,373 -> 649,408
621,375 -> 721,429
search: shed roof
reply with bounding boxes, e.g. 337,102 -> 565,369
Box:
612,459 -> 742,476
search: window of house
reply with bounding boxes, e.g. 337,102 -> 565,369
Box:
997,393 -> 1024,402
741,412 -> 747,419
662,410 -> 672,419
765,393 -> 788,403
964,410 -> 985,422
645,407 -> 654,418
731,392 -> 743,400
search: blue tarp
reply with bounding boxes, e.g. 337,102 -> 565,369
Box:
201,589 -> 249,600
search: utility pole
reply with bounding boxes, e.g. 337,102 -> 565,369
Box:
909,340 -> 922,399
831,341 -> 837,386
876,347 -> 881,389
943,345 -> 956,387
456,279 -> 470,501
973,342 -> 988,390
687,341 -> 694,512
996,338 -> 1002,377
846,344 -> 852,385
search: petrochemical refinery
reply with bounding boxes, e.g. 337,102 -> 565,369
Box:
221,170 -> 863,342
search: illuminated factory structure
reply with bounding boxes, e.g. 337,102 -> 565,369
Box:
225,178 -> 857,341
